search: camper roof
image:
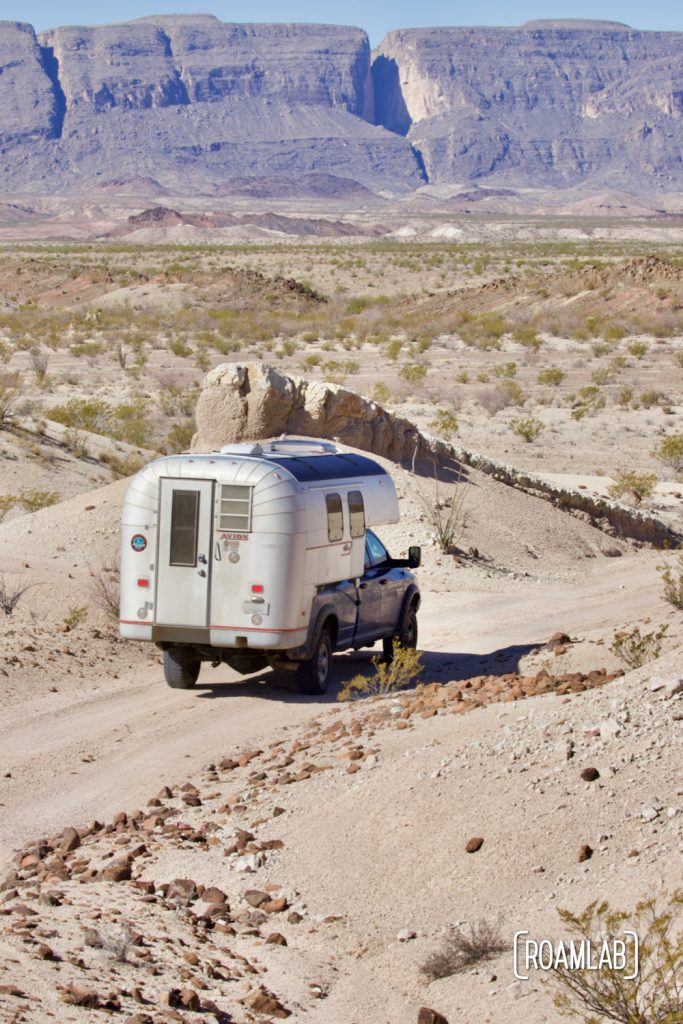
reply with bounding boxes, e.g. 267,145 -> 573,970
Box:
219,439 -> 386,482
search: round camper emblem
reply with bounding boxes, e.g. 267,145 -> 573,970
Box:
131,534 -> 147,553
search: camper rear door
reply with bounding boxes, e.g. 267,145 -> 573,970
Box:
155,478 -> 214,627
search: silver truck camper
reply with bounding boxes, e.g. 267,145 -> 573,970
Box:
120,438 -> 421,693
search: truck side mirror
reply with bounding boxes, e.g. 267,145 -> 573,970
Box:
408,546 -> 421,568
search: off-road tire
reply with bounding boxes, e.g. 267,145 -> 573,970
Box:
383,605 -> 418,662
297,626 -> 333,695
163,647 -> 201,689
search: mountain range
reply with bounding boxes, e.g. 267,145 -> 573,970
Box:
1,16 -> 682,196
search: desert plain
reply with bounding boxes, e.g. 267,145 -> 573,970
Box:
0,199 -> 681,1024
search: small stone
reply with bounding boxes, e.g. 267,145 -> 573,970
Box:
465,836 -> 484,853
418,1009 -> 450,1024
599,719 -> 621,740
202,886 -> 226,904
641,806 -> 659,822
166,878 -> 197,903
263,896 -> 288,914
100,858 -> 131,882
245,890 -> 270,908
397,928 -> 416,941
346,764 -> 360,775
59,827 -> 81,854
243,985 -> 290,1018
266,932 -> 288,945
580,767 -> 600,782
235,853 -> 264,873
578,844 -> 593,862
287,911 -> 303,924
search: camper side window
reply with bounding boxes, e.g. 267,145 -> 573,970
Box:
325,493 -> 343,542
348,490 -> 365,539
170,490 -> 200,567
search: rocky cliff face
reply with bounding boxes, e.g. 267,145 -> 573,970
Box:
2,16 -> 683,196
0,16 -> 423,195
373,21 -> 683,189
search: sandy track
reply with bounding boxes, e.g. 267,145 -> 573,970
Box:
0,552 -> 663,872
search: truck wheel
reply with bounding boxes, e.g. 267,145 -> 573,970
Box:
383,606 -> 418,662
163,647 -> 201,689
297,626 -> 333,695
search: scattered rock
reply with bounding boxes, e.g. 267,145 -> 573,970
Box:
242,984 -> 290,1018
465,836 -> 484,853
578,844 -> 593,862
418,1009 -> 450,1024
580,767 -> 600,782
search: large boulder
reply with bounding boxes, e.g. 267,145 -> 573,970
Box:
192,362 -> 447,466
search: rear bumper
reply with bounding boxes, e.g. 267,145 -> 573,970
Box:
118,621 -> 307,650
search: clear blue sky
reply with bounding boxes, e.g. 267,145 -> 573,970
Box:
7,1 -> 683,45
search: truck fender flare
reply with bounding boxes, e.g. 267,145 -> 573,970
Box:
395,584 -> 420,634
307,603 -> 339,653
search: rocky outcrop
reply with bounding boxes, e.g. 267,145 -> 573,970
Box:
372,21 -> 683,190
193,362 -> 450,466
0,17 -> 423,195
194,363 -> 683,548
4,17 -> 683,195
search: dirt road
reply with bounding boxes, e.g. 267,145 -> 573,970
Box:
0,551 -> 665,871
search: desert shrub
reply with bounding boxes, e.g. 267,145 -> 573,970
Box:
371,382 -> 391,405
610,623 -> 668,669
499,379 -> 527,406
640,389 -> 662,409
386,339 -> 402,361
657,548 -> 683,610
0,574 -> 36,615
602,323 -> 628,342
400,363 -> 428,385
653,435 -> 683,477
513,325 -> 543,349
628,339 -> 649,359
92,566 -> 120,621
30,346 -> 49,383
608,470 -> 657,506
0,371 -> 21,424
512,415 -> 544,443
64,605 -> 88,629
47,398 -> 110,433
0,495 -> 16,523
429,409 -> 459,440
337,643 -> 423,700
548,891 -> 683,1024
591,367 -> 614,385
346,296 -> 372,315
303,354 -> 321,370
538,367 -> 566,386
421,918 -> 506,980
158,383 -> 199,418
456,370 -> 470,384
100,452 -> 146,479
63,427 -> 89,458
492,361 -> 517,379
412,463 -> 471,554
163,421 -> 195,454
571,385 -> 606,420
17,489 -> 59,512
617,387 -> 635,408
109,404 -> 151,447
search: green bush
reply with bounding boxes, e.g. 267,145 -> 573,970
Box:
653,435 -> 683,476
657,548 -> 683,609
512,416 -> 544,443
537,367 -> 566,386
610,623 -> 668,668
337,643 -> 423,700
608,470 -> 657,506
17,489 -> 59,512
549,891 -> 683,1024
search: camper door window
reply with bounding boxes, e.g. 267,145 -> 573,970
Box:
325,493 -> 343,542
348,490 -> 365,538
170,490 -> 200,566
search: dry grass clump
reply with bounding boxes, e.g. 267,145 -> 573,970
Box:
421,918 -> 507,980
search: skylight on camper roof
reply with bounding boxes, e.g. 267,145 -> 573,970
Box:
266,453 -> 385,482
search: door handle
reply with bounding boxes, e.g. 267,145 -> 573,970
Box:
198,569 -> 207,578
214,542 -> 221,561
198,554 -> 207,565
